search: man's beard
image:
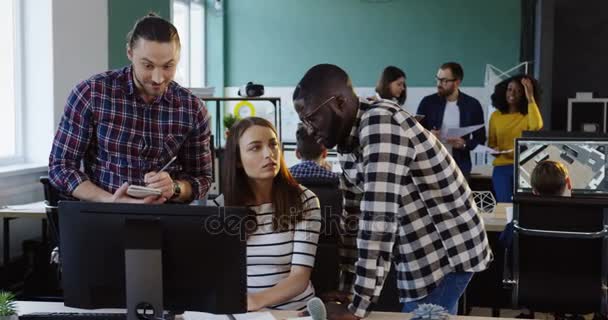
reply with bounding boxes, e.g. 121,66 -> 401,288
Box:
437,87 -> 454,97
133,71 -> 164,97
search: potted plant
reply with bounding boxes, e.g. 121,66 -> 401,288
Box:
0,291 -> 17,320
223,114 -> 238,139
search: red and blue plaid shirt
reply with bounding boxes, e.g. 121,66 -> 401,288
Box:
49,66 -> 212,200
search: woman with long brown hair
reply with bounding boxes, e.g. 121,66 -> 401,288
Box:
220,117 -> 321,311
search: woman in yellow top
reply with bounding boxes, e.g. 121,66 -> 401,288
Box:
489,75 -> 543,202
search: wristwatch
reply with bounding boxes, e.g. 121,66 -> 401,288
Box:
171,181 -> 181,200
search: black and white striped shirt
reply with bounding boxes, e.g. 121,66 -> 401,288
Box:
338,100 -> 492,318
216,187 -> 321,310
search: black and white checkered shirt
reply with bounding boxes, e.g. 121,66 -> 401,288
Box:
337,100 -> 492,318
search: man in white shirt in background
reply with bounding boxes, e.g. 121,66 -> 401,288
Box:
416,62 -> 486,179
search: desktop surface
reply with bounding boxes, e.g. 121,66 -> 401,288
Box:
17,301 -> 524,320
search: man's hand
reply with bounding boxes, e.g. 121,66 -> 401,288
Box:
144,171 -> 174,199
297,302 -> 360,320
320,290 -> 351,304
108,182 -> 166,204
326,302 -> 361,320
430,129 -> 441,138
446,137 -> 466,149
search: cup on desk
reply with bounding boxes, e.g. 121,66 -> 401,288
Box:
506,206 -> 513,223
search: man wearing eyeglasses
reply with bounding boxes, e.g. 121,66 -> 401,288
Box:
416,62 -> 486,179
293,64 -> 491,319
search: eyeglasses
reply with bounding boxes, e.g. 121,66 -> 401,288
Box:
436,76 -> 456,84
300,96 -> 336,135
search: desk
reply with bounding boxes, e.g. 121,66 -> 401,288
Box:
18,301 -> 518,320
481,202 -> 510,232
0,201 -> 47,264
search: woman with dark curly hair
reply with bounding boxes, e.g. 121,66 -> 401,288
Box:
489,75 -> 543,202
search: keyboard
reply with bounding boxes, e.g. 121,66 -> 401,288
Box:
20,313 -> 127,320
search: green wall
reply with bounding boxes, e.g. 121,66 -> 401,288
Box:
108,0 -> 521,87
108,0 -> 171,69
224,0 -> 521,87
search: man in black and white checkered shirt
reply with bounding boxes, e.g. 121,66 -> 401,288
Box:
293,64 -> 492,319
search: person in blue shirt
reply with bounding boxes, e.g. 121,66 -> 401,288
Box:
289,124 -> 338,180
416,62 -> 486,178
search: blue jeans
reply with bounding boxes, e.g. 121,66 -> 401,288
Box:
402,272 -> 474,315
492,164 -> 514,203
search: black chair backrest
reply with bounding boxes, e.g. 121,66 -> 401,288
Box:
295,176 -> 342,295
39,176 -> 71,247
295,176 -> 342,243
512,195 -> 608,314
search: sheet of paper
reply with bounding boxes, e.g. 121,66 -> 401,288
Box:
1,201 -> 46,211
473,145 -> 513,154
182,311 -> 275,320
444,124 -> 484,138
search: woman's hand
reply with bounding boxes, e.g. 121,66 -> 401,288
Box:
247,293 -> 264,312
521,78 -> 535,103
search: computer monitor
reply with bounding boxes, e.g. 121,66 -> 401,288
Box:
515,137 -> 608,196
58,201 -> 249,318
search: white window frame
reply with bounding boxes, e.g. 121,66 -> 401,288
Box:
171,0 -> 206,88
0,0 -> 24,166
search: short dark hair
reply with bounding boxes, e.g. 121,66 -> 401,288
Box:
126,13 -> 181,49
530,160 -> 569,196
491,74 -> 541,115
440,62 -> 464,81
296,124 -> 325,160
293,64 -> 350,103
375,66 -> 406,105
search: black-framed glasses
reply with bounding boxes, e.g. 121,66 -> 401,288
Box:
435,76 -> 456,84
300,96 -> 336,135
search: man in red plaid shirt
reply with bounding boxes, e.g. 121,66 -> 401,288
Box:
49,14 -> 212,204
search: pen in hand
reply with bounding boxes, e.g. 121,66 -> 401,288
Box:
157,155 -> 177,174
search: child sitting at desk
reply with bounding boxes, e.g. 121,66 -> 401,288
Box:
217,117 -> 321,311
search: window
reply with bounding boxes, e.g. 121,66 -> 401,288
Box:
172,0 -> 205,88
0,0 -> 22,164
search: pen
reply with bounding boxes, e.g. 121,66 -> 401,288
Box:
158,156 -> 177,173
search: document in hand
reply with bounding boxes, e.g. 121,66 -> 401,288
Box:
473,145 -> 514,155
444,124 -> 485,138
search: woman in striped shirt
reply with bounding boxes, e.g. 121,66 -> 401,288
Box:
221,117 -> 321,311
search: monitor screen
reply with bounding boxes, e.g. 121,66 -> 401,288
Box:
516,138 -> 608,195
58,201 -> 249,315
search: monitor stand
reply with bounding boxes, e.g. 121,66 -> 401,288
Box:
125,219 -> 165,320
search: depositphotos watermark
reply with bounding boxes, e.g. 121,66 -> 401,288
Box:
200,206 -> 394,241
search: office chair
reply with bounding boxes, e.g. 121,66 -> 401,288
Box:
295,176 -> 341,295
39,176 -> 63,249
504,195 -> 608,315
